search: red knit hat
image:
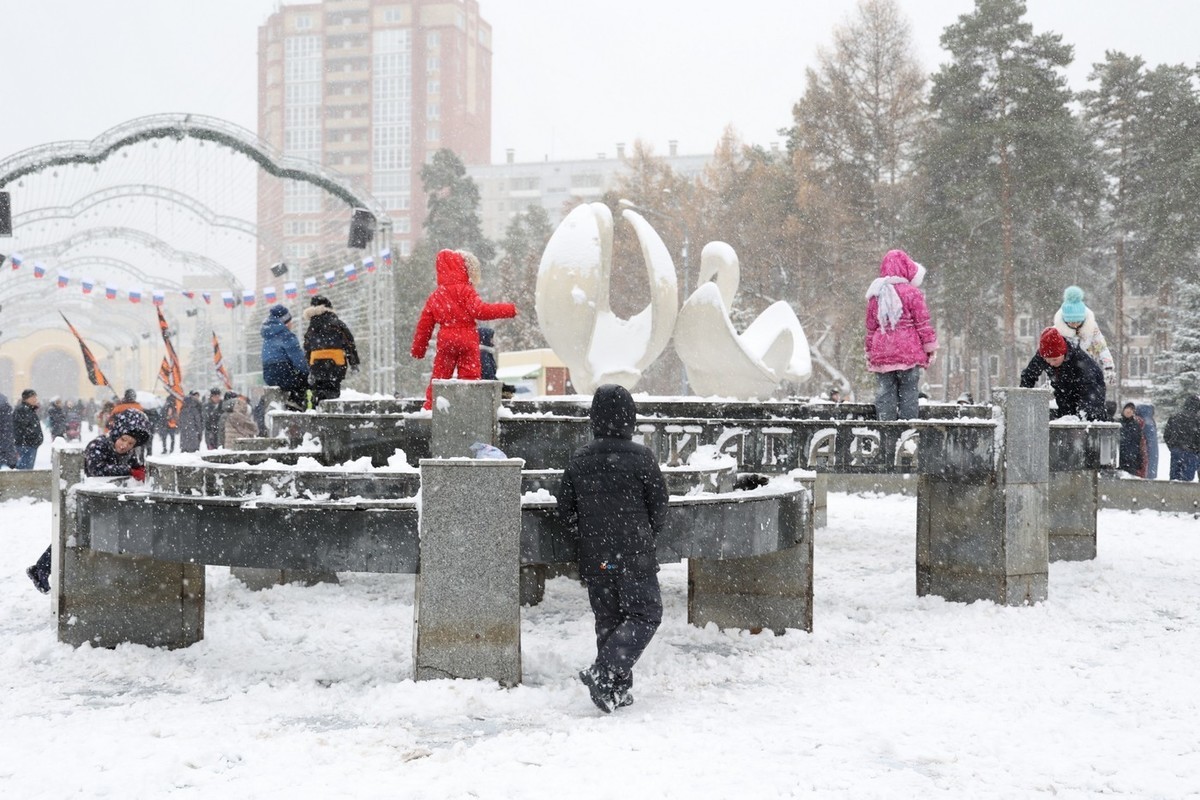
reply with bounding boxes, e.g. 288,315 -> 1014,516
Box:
1039,327 -> 1067,359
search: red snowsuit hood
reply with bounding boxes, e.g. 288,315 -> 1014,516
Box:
878,249 -> 925,286
435,249 -> 470,287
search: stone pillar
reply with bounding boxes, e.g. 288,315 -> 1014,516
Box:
687,486 -> 813,634
54,446 -> 205,649
1049,470 -> 1098,561
811,472 -> 827,529
430,379 -> 502,458
916,388 -> 1050,605
415,458 -> 523,685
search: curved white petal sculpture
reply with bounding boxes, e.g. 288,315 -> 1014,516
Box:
535,202 -> 678,393
674,242 -> 812,399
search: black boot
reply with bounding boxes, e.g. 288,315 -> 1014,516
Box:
612,672 -> 634,709
578,666 -> 617,713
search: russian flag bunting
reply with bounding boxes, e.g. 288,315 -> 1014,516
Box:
6,246 -> 397,314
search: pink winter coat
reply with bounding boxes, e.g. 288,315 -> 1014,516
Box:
864,250 -> 938,373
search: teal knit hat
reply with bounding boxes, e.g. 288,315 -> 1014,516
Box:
1061,286 -> 1087,324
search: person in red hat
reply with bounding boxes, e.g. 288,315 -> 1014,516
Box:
1019,327 -> 1107,421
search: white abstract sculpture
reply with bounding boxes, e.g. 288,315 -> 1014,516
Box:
673,241 -> 813,399
535,202 -> 678,393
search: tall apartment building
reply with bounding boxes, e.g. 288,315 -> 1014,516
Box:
256,0 -> 492,290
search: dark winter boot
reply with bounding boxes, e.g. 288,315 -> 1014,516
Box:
612,671 -> 634,709
26,565 -> 49,594
578,666 -> 617,713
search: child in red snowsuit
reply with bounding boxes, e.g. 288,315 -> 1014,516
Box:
411,249 -> 517,409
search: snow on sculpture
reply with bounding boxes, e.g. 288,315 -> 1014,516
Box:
673,241 -> 812,398
535,202 -> 678,394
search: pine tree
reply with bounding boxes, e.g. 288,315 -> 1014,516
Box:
1154,279 -> 1200,413
916,0 -> 1100,384
420,148 -> 495,262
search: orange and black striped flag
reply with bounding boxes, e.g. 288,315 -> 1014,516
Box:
156,307 -> 185,425
212,330 -> 233,391
59,312 -> 112,391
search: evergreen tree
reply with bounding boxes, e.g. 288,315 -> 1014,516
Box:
420,148 -> 495,262
1154,279 -> 1200,412
916,0 -> 1100,383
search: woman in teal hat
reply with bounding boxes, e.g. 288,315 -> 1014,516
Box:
1052,285 -> 1115,383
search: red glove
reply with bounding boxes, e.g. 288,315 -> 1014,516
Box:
129,465 -> 147,482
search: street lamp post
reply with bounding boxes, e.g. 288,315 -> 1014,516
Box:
618,198 -> 690,395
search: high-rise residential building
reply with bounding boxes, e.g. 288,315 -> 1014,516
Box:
256,0 -> 492,289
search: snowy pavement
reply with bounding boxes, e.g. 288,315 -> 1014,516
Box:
2,493 -> 1198,798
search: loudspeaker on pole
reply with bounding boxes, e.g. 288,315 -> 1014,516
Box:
0,192 -> 11,236
347,207 -> 375,249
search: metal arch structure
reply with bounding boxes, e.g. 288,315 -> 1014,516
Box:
15,227 -> 243,289
0,113 -> 391,222
14,183 -> 286,254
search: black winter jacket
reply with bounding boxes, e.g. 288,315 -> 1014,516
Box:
0,393 -> 17,467
1019,343 -> 1107,421
84,409 -> 152,477
303,306 -> 360,368
1163,397 -> 1200,453
13,403 -> 44,447
557,385 -> 669,578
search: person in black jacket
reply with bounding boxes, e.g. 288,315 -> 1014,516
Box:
0,392 -> 18,468
13,389 -> 43,469
202,388 -> 224,450
303,295 -> 359,406
1162,395 -> 1200,481
26,409 -> 151,594
1118,402 -> 1147,477
1019,327 -> 1107,421
178,391 -> 204,453
557,384 -> 669,713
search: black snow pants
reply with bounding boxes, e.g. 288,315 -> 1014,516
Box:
585,572 -> 662,688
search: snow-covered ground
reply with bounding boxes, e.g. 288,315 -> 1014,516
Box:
3,491 -> 1199,798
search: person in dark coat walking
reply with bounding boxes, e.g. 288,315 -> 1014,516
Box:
1163,396 -> 1200,482
1136,403 -> 1159,479
13,389 -> 43,469
178,391 -> 204,453
1118,402 -> 1148,478
1019,328 -> 1107,421
557,384 -> 669,713
202,388 -> 223,450
26,408 -> 151,593
261,304 -> 310,411
303,295 -> 359,406
46,398 -> 68,440
0,392 -> 18,468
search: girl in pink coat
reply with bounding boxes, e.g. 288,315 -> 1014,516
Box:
864,249 -> 938,420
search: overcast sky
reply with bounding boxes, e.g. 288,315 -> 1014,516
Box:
0,0 -> 1195,166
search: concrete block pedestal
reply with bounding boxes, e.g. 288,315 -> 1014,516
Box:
916,388 -> 1050,606
53,446 -> 205,649
415,458 -> 524,685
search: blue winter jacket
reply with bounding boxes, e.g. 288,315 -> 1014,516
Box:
261,317 -> 309,388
